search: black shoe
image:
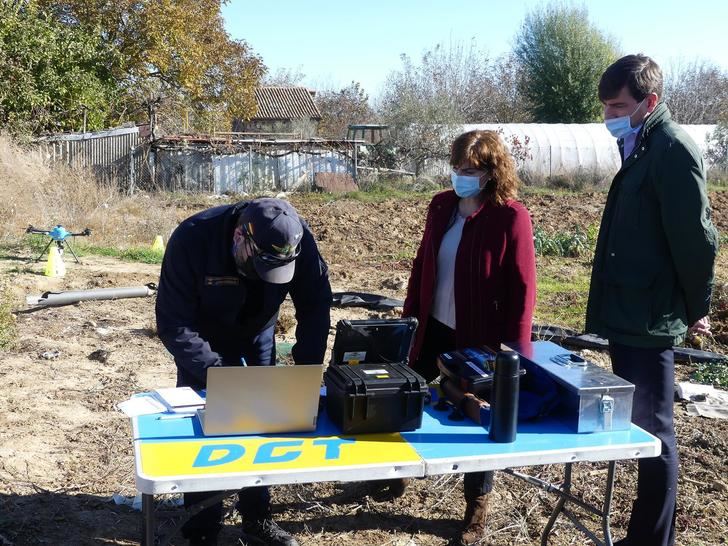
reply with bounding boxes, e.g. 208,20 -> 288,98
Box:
187,534 -> 218,546
240,519 -> 299,546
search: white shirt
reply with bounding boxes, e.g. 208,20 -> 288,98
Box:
431,213 -> 466,329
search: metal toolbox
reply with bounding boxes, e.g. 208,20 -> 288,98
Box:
508,340 -> 634,433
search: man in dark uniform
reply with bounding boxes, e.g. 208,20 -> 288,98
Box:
156,198 -> 332,546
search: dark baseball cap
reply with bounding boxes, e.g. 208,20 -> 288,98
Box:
238,198 -> 304,284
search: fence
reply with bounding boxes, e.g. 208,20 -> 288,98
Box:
35,126 -> 147,191
151,138 -> 357,193
37,127 -> 358,193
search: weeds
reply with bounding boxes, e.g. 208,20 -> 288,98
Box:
0,279 -> 17,349
520,167 -> 611,191
0,133 -> 181,249
76,244 -> 165,264
691,361 -> 728,388
533,225 -> 597,257
534,257 -> 592,331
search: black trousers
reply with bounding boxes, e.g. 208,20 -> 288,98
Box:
609,342 -> 677,546
413,316 -> 494,497
182,486 -> 271,539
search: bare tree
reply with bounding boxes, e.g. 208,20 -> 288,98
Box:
488,54 -> 534,123
376,40 -> 531,173
663,60 -> 728,124
262,67 -> 307,87
315,81 -> 375,139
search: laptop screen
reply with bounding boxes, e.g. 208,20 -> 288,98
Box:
200,364 -> 324,436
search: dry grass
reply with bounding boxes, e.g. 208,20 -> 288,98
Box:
0,134 -> 181,248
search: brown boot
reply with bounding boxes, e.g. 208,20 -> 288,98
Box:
386,477 -> 410,498
369,478 -> 409,499
460,493 -> 490,545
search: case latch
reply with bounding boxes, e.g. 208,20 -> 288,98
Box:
600,394 -> 614,430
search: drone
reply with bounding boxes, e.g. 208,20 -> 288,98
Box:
26,224 -> 91,264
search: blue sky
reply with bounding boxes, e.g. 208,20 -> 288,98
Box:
223,0 -> 728,98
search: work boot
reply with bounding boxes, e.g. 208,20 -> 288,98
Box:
369,478 -> 410,500
240,519 -> 299,546
459,493 -> 490,545
385,477 -> 410,499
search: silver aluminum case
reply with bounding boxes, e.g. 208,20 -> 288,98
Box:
507,340 -> 634,433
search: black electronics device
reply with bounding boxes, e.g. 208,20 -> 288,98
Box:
331,317 -> 418,365
325,318 -> 426,434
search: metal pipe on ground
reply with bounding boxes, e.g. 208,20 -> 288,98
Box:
25,283 -> 157,308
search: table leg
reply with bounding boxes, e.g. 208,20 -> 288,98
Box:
141,493 -> 156,546
540,462 -> 572,546
602,461 -> 616,546
505,461 -> 617,546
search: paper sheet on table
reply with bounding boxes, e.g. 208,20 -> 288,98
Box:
154,387 -> 204,409
116,394 -> 166,417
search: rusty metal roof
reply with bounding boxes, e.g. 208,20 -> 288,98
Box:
253,87 -> 322,121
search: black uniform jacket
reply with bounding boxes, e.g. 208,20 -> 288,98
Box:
155,201 -> 332,390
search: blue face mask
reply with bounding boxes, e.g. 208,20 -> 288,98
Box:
605,99 -> 645,139
451,172 -> 482,198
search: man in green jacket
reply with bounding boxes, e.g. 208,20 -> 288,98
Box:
586,54 -> 718,546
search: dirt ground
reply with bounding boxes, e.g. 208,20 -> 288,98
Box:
0,191 -> 727,546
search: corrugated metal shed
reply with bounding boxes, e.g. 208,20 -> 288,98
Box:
253,87 -> 322,120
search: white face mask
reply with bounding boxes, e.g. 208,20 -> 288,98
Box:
605,99 -> 645,139
451,172 -> 482,198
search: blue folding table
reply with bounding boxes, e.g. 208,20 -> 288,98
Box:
131,395 -> 659,546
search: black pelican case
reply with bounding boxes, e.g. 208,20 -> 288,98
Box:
325,318 -> 427,434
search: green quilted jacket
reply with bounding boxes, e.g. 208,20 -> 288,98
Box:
585,102 -> 719,348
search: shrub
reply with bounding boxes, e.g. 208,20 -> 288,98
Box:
533,225 -> 597,257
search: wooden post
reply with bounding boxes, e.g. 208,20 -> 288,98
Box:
128,145 -> 135,196
352,141 -> 358,182
248,144 -> 253,193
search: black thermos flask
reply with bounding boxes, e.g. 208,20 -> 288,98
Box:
489,351 -> 520,443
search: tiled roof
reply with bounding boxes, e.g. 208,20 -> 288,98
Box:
253,87 -> 322,120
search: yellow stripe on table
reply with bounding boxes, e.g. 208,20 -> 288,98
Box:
140,433 -> 420,477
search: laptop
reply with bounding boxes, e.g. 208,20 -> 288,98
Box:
197,365 -> 324,436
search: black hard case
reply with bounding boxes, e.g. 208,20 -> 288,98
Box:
324,363 -> 427,434
325,318 -> 426,434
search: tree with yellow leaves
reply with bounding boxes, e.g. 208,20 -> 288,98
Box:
38,0 -> 265,132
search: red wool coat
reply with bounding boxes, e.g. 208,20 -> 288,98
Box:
403,190 -> 537,364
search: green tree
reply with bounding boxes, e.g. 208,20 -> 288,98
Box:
38,0 -> 265,130
0,2 -> 116,134
513,4 -> 619,122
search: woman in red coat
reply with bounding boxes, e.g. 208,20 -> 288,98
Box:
405,130 -> 536,545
